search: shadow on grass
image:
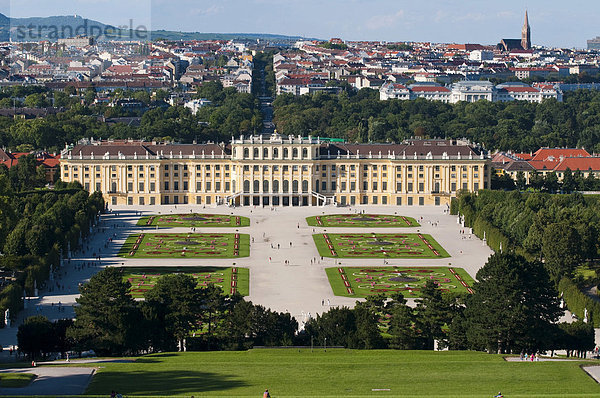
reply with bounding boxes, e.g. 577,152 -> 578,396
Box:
88,369 -> 248,395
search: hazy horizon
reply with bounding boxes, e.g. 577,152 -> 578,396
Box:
0,0 -> 598,48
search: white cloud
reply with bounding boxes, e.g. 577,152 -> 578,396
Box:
365,10 -> 404,30
191,5 -> 223,16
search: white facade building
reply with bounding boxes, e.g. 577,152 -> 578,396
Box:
380,81 -> 562,103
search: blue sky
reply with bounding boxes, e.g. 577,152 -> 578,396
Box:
1,0 -> 598,48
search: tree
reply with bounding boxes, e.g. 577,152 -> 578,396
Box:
68,268 -> 143,356
556,321 -> 595,358
561,168 -> 575,193
143,274 -> 203,351
464,253 -> 562,354
415,280 -> 453,349
354,296 -> 386,349
543,172 -> 560,193
386,293 -> 421,349
17,315 -> 53,359
542,222 -> 582,281
516,171 -> 527,190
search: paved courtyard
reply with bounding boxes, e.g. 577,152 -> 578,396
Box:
0,204 -> 493,351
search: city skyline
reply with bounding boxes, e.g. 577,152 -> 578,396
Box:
0,0 -> 598,48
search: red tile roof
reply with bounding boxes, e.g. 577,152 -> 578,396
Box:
554,157 -> 600,172
531,148 -> 590,162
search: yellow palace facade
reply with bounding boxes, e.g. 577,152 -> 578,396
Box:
59,135 -> 490,207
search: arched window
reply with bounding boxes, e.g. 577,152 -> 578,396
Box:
253,180 -> 260,193
273,180 -> 280,193
283,180 -> 289,193
292,180 -> 299,193
253,148 -> 259,159
273,148 -> 279,158
243,180 -> 250,193
292,148 -> 298,158
302,148 -> 308,159
283,148 -> 289,159
243,148 -> 249,159
302,180 -> 308,192
263,180 -> 269,193
263,148 -> 269,159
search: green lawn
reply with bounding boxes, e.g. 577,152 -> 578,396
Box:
138,213 -> 250,227
306,214 -> 420,227
313,233 -> 450,258
0,372 -> 35,387
123,266 -> 249,297
84,349 -> 600,397
326,266 -> 474,298
118,233 -> 250,258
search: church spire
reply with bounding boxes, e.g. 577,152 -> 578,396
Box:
521,10 -> 531,50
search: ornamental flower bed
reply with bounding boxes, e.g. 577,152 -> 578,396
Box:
307,214 -> 419,228
137,213 -> 250,227
122,266 -> 249,298
119,233 -> 250,258
313,233 -> 449,258
326,266 -> 475,298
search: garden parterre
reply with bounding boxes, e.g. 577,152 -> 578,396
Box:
306,214 -> 420,227
118,233 -> 250,258
122,266 -> 249,297
313,233 -> 450,258
326,266 -> 474,298
137,213 -> 250,227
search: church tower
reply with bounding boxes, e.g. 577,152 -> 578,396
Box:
521,10 -> 531,50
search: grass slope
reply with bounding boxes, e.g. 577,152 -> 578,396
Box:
118,233 -> 250,258
313,233 -> 450,258
85,349 -> 600,397
138,214 -> 250,227
0,372 -> 35,387
123,266 -> 249,297
326,266 -> 474,298
306,214 -> 420,228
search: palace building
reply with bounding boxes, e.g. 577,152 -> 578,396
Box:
59,134 -> 490,207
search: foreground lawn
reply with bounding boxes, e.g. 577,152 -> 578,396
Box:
0,372 -> 35,387
306,214 -> 420,228
123,266 -> 249,297
138,213 -> 250,228
326,266 -> 474,297
313,233 -> 450,258
85,349 -> 600,397
118,233 -> 250,258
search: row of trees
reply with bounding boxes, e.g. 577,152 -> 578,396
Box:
18,253 -> 594,358
18,268 -> 297,357
0,172 -> 104,324
0,82 -> 261,152
273,89 -> 600,152
493,168 -> 600,193
454,190 -> 600,282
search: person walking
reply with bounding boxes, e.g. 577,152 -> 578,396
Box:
263,389 -> 271,398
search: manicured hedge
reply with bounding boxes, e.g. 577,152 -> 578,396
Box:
558,277 -> 600,328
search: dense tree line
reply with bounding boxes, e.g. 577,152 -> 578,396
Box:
273,89 -> 600,152
19,254 -> 594,358
454,190 -> 600,328
493,168 -> 600,193
0,164 -> 104,324
19,268 -> 297,357
0,82 -> 261,152
454,190 -> 600,281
